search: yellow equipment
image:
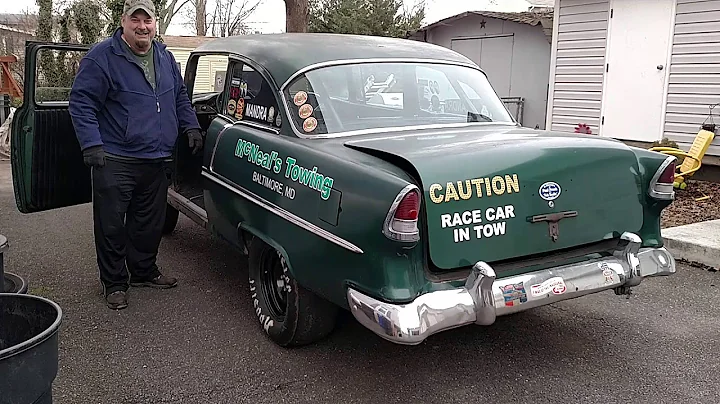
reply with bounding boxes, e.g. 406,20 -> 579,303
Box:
649,124 -> 715,189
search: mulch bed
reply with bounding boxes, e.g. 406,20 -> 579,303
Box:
661,179 -> 720,228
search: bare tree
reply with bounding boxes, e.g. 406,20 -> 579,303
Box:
285,0 -> 308,33
206,0 -> 262,37
157,0 -> 192,34
195,0 -> 207,35
179,0 -> 209,35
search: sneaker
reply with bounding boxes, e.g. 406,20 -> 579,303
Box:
106,291 -> 128,310
130,274 -> 178,289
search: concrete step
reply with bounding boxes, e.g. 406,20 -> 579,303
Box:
662,219 -> 720,270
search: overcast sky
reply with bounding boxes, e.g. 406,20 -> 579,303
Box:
1,0 -> 537,35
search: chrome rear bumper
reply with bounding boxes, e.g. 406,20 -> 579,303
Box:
346,232 -> 676,345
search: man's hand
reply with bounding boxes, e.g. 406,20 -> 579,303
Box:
187,129 -> 203,155
83,145 -> 105,168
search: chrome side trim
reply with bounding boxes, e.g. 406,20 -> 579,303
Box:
209,121 -> 233,172
167,188 -> 208,229
347,232 -> 676,345
648,155 -> 677,200
216,113 -> 281,135
201,168 -> 364,254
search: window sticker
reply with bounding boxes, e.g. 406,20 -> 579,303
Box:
294,91 -> 308,106
303,117 -> 318,132
235,99 -> 245,120
298,103 -> 313,119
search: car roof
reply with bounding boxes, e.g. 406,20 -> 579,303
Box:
192,33 -> 478,89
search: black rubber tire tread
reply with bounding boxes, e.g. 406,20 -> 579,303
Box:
248,237 -> 339,347
162,203 -> 180,235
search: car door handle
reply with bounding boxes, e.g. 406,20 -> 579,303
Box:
657,65 -> 664,70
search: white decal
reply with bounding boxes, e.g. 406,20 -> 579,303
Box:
442,205 -> 515,243
245,103 -> 268,121
250,278 -> 275,333
530,277 -> 567,297
252,171 -> 294,199
539,181 -> 561,201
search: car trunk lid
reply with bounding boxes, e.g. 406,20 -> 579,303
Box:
343,125 -> 645,271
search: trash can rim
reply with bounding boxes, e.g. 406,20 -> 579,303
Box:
0,292 -> 63,360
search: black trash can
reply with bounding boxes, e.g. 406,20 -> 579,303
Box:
0,293 -> 63,404
1,235 -> 28,294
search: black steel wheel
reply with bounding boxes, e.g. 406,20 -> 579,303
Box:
247,237 -> 339,347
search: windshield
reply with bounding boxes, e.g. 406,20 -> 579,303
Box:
282,62 -> 515,136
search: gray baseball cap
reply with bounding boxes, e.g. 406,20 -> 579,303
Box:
123,0 -> 156,19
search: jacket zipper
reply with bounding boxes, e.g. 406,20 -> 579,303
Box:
126,48 -> 159,113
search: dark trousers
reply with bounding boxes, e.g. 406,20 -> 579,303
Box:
91,158 -> 169,295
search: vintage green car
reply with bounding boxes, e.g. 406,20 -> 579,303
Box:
12,33 -> 677,347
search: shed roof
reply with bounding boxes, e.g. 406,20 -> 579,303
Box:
527,0 -> 555,7
418,9 -> 554,32
0,23 -> 34,35
161,35 -> 217,49
193,33 -> 477,87
412,9 -> 555,43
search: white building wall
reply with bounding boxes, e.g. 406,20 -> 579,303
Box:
546,0 -> 610,134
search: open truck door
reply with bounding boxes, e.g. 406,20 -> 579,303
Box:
11,41 -> 92,214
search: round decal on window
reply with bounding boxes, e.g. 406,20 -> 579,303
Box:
227,99 -> 236,115
298,103 -> 313,119
294,91 -> 308,106
303,116 -> 317,132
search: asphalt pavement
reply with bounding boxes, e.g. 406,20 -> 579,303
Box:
1,160 -> 719,404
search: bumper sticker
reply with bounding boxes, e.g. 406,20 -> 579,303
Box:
530,277 -> 567,297
599,262 -> 615,283
500,283 -> 527,307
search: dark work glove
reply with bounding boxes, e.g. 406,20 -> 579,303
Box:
83,145 -> 105,168
187,129 -> 203,155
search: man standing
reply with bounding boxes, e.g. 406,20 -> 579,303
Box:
69,0 -> 203,310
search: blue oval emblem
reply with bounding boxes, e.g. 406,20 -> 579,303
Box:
539,181 -> 561,201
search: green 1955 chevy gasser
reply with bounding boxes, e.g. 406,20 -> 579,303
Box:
12,33 -> 677,347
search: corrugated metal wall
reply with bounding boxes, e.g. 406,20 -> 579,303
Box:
547,0 -> 610,134
665,0 -> 720,154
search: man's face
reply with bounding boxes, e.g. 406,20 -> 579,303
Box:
121,9 -> 156,51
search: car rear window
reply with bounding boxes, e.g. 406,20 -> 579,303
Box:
282,62 -> 516,137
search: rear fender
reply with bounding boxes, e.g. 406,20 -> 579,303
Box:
631,147 -> 677,247
236,222 -> 294,275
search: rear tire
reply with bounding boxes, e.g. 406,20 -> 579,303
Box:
248,237 -> 339,347
162,203 -> 180,235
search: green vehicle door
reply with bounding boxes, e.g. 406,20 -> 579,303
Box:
203,59 -> 351,284
11,42 -> 92,214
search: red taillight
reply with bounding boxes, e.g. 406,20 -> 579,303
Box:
649,156 -> 676,200
383,186 -> 421,242
395,190 -> 420,220
658,160 -> 676,184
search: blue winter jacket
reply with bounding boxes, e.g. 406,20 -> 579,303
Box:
69,28 -> 200,160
